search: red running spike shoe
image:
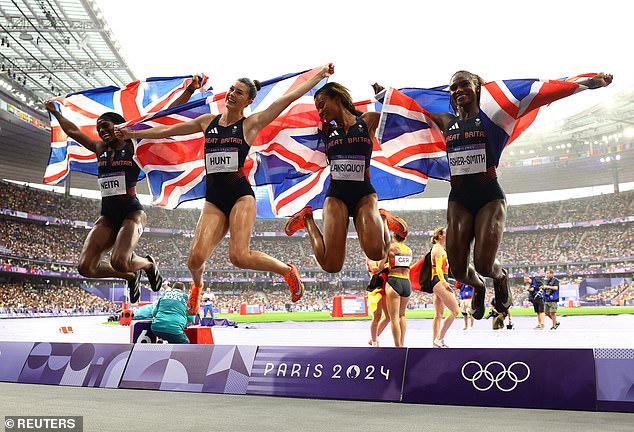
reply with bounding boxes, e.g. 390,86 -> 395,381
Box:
187,283 -> 202,315
284,263 -> 305,303
284,206 -> 313,236
379,208 -> 408,238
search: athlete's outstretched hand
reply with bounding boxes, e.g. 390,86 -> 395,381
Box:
589,72 -> 613,88
371,83 -> 385,94
319,63 -> 335,79
45,100 -> 59,114
114,127 -> 132,140
189,74 -> 202,91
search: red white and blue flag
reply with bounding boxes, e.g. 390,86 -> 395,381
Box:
270,75 -> 592,217
125,68 -> 329,210
125,94 -> 218,208
477,74 -> 591,164
123,68 -> 444,215
44,74 -> 208,185
373,74 -> 593,183
46,71 -> 592,217
268,97 -> 446,216
375,87 -> 450,185
129,73 -> 593,216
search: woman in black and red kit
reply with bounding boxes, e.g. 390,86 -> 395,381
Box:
117,64 -> 335,306
284,82 -> 408,273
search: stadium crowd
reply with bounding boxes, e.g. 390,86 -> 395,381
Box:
1,181 -> 633,312
583,281 -> 633,306
189,280 -> 618,315
2,218 -> 631,274
2,180 -> 632,231
0,282 -> 116,316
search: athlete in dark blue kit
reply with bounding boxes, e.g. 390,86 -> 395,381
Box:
45,103 -> 164,303
427,70 -> 612,319
284,82 -> 408,274
117,64 -> 336,305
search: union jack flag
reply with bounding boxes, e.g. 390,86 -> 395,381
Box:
268,96 -> 447,217
375,87 -> 450,184
44,75 -> 208,185
127,72 -> 594,216
126,68 -> 328,210
127,95 -> 216,208
478,74 -> 592,164
372,74 -> 595,190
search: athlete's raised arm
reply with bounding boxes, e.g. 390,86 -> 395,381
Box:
45,101 -> 101,153
244,63 -> 334,143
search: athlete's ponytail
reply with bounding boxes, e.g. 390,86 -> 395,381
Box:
431,226 -> 446,245
238,78 -> 261,99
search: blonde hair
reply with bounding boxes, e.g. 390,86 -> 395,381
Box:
431,226 -> 446,244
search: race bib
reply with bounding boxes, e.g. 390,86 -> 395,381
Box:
448,144 -> 487,176
98,172 -> 126,197
394,254 -> 412,267
330,155 -> 365,181
205,147 -> 239,174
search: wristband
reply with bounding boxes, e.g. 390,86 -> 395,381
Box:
185,88 -> 195,94
374,88 -> 386,103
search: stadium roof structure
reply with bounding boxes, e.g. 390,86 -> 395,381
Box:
0,0 -> 139,192
0,0 -> 135,113
0,0 -> 632,199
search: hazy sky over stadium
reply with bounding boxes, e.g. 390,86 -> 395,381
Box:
96,0 -> 631,127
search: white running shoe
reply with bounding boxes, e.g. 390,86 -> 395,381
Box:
433,338 -> 449,348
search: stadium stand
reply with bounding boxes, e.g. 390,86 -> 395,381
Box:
1,180 -> 632,313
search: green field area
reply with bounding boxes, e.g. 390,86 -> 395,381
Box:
105,306 -> 634,325
211,306 -> 634,324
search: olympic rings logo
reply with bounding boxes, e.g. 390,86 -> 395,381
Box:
461,361 -> 531,392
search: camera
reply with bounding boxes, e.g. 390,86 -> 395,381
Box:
532,288 -> 545,301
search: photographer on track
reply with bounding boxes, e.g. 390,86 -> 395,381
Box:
525,275 -> 545,330
489,296 -> 512,330
544,270 -> 561,330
